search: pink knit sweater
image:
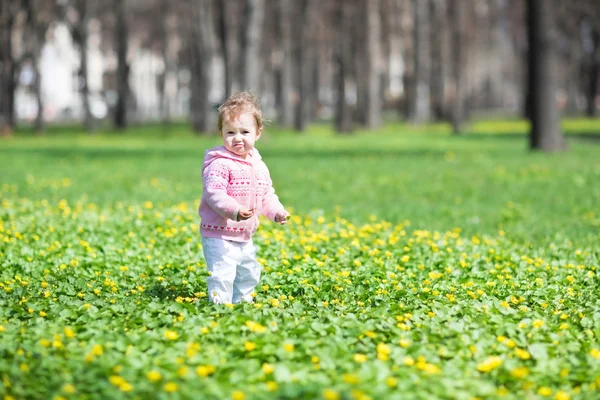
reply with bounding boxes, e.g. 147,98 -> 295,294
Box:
198,146 -> 285,242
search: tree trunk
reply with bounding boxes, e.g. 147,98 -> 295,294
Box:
379,0 -> 393,113
190,0 -> 215,133
430,0 -> 446,121
449,0 -> 466,134
114,0 -> 129,130
33,50 -> 44,134
239,0 -> 264,91
0,1 -> 16,136
76,0 -> 94,132
293,0 -> 311,132
408,0 -> 431,123
526,0 -> 564,151
354,5 -> 367,126
335,0 -> 353,134
586,25 -> 599,117
159,3 -> 169,125
216,0 -> 233,98
277,0 -> 294,127
364,0 -> 381,129
400,0 -> 414,119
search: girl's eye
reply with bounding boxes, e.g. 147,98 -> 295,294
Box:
227,131 -> 234,135
242,131 -> 249,134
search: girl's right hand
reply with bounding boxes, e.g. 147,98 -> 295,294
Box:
237,208 -> 254,221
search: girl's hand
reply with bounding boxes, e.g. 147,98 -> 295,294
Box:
237,208 -> 254,221
274,211 -> 290,225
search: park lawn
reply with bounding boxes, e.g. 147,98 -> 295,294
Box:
0,126 -> 599,399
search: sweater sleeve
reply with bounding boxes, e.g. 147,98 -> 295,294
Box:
261,169 -> 285,222
202,161 -> 240,220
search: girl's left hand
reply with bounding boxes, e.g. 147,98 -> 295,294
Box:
274,211 -> 290,225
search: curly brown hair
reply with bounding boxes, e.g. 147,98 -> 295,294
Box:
217,91 -> 263,132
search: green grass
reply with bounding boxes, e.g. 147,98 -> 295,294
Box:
2,123 -> 599,246
1,124 -> 600,399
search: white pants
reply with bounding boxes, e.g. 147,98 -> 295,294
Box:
201,237 -> 261,304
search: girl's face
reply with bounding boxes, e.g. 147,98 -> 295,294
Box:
221,112 -> 262,159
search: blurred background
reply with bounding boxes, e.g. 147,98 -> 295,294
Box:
1,0 -> 598,146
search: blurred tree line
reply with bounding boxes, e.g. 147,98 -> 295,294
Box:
1,0 -> 599,151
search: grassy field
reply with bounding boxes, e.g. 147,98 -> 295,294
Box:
1,123 -> 599,399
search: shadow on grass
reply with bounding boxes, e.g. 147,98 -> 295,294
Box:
145,283 -> 197,301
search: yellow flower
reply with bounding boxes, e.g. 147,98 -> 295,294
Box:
262,363 -> 274,374
510,367 -> 529,379
0,325 -> 5,332
232,390 -> 245,400
91,344 -> 103,356
284,343 -> 294,352
515,348 -> 531,360
164,330 -> 178,340
421,363 -> 440,374
109,375 -> 125,386
386,376 -> 398,387
533,320 -> 544,328
120,382 -> 133,392
178,366 -> 189,377
353,353 -> 367,363
476,356 -> 503,372
554,391 -> 570,400
266,381 -> 278,392
537,386 -> 552,397
322,389 -> 340,400
164,382 -> 178,393
399,338 -> 411,348
62,384 -> 76,394
403,356 -> 415,366
244,341 -> 256,351
196,365 -> 216,377
64,327 -> 75,338
147,370 -> 162,382
343,373 -> 359,384
590,349 -> 600,359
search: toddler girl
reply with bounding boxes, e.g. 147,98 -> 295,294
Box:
198,92 -> 289,304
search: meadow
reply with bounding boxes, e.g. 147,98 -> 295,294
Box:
0,121 -> 599,399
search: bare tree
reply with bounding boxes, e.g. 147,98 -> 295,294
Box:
215,0 -> 232,97
334,0 -> 353,134
293,0 -> 314,132
239,0 -> 265,91
113,0 -> 129,130
448,0 -> 466,134
24,0 -> 56,134
408,0 -> 431,123
57,0 -> 96,132
0,1 -> 22,136
584,19 -> 599,117
276,0 -> 294,127
158,0 -> 171,125
527,0 -> 565,151
430,0 -> 447,120
364,0 -> 382,129
189,0 -> 216,133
